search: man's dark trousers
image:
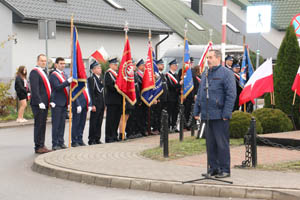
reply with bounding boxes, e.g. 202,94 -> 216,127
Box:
51,106 -> 67,147
31,106 -> 48,150
105,105 -> 121,142
72,106 -> 88,144
89,107 -> 104,143
206,119 -> 230,174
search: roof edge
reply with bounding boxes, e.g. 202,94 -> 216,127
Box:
0,0 -> 24,18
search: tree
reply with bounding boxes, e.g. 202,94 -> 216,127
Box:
271,25 -> 300,127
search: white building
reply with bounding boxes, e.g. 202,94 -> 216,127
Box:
0,0 -> 172,82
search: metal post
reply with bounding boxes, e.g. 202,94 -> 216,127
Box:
162,109 -> 169,157
45,20 -> 49,73
254,33 -> 260,110
250,117 -> 257,167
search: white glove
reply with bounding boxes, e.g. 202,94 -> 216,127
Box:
88,106 -> 92,112
39,103 -> 46,109
77,106 -> 82,114
67,77 -> 73,83
50,102 -> 56,108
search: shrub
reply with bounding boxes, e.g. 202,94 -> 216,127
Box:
0,81 -> 16,116
252,108 -> 293,134
229,111 -> 263,138
272,25 -> 300,127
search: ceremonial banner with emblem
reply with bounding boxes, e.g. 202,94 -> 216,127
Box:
115,38 -> 136,105
239,45 -> 254,88
71,26 -> 87,101
141,49 -> 163,106
183,39 -> 194,99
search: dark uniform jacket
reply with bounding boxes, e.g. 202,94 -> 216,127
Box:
49,70 -> 70,107
194,65 -> 236,120
104,69 -> 122,105
166,71 -> 180,102
29,67 -> 50,106
88,74 -> 104,109
159,72 -> 168,102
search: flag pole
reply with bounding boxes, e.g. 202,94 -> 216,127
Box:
293,90 -> 297,105
148,29 -> 152,136
270,92 -> 273,105
121,21 -> 129,141
69,15 -> 74,148
273,92 -> 275,105
242,36 -> 247,112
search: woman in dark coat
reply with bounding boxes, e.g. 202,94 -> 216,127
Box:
14,66 -> 30,123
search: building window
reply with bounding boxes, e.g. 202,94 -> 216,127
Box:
227,22 -> 240,33
187,19 -> 204,31
104,0 -> 125,10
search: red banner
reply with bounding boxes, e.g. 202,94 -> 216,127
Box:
115,38 -> 136,105
141,43 -> 155,93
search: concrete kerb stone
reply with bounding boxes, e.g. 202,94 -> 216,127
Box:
32,154 -> 300,200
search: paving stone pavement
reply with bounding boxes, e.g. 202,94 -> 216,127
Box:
33,133 -> 300,200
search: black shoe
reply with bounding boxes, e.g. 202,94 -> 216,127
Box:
79,142 -> 86,146
201,170 -> 219,177
215,172 -> 230,178
60,144 -> 67,149
95,140 -> 102,144
71,143 -> 80,147
52,146 -> 62,151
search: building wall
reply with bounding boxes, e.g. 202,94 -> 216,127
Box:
157,33 -> 183,59
0,3 -> 13,82
10,23 -> 159,78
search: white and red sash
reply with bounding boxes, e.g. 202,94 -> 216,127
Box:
234,72 -> 240,80
137,70 -> 144,79
196,76 -> 201,83
52,71 -> 69,104
167,72 -> 178,85
33,67 -> 51,103
82,86 -> 91,110
107,68 -> 117,81
24,79 -> 31,99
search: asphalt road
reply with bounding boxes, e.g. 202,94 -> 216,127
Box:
0,122 -> 259,200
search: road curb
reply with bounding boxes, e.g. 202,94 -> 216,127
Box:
32,155 -> 300,200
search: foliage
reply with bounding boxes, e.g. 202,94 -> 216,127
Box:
272,25 -> 300,127
249,50 -> 264,70
257,160 -> 300,172
140,137 -> 244,161
0,81 -> 15,116
229,111 -> 263,138
252,108 -> 293,134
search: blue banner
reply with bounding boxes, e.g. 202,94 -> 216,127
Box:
239,45 -> 254,88
183,39 -> 194,98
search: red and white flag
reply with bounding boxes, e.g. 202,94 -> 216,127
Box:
198,41 -> 213,73
91,46 -> 109,63
292,66 -> 300,96
239,58 -> 273,105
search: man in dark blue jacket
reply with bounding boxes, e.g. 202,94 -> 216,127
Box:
49,57 -> 72,150
194,49 -> 236,178
29,54 -> 53,154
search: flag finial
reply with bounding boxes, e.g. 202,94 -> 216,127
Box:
124,21 -> 129,33
184,23 -> 188,37
148,29 -> 152,41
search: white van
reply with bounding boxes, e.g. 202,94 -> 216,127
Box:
161,44 -> 244,73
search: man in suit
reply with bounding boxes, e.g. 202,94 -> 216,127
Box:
166,59 -> 181,132
194,50 -> 236,178
29,54 -> 52,154
87,60 -> 105,145
104,58 -> 122,143
49,57 -> 72,150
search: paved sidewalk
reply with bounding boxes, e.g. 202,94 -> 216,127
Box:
32,133 -> 300,200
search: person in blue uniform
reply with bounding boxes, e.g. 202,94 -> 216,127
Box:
29,54 -> 53,154
225,55 -> 234,70
166,59 -> 181,132
194,49 -> 236,178
104,58 -> 122,143
49,57 -> 72,150
87,60 -> 105,145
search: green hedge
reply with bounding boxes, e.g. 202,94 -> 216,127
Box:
252,108 -> 293,134
230,111 -> 263,138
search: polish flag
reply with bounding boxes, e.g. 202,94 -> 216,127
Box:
292,66 -> 300,96
91,46 -> 109,63
239,58 -> 273,105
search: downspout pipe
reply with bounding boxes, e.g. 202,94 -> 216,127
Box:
155,33 -> 170,60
